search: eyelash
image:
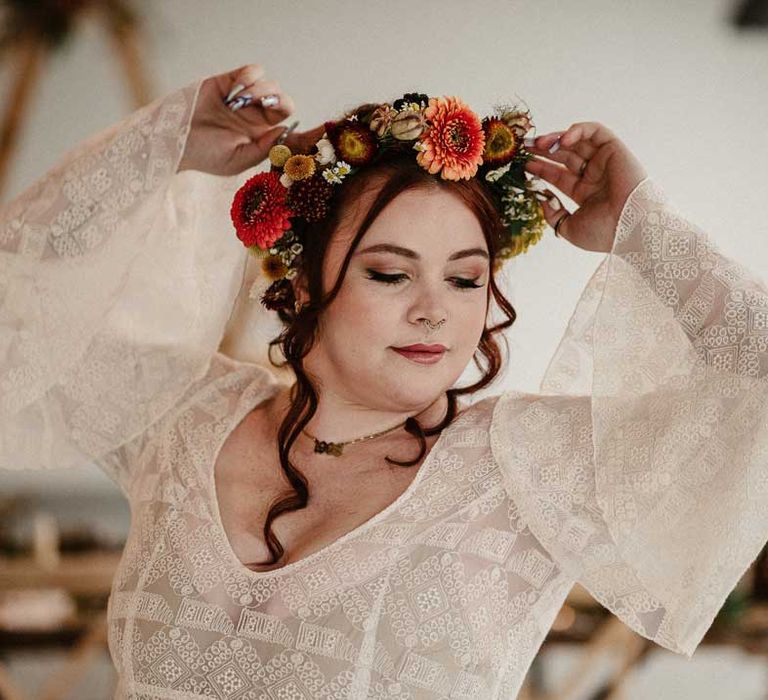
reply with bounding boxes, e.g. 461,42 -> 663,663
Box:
365,270 -> 484,290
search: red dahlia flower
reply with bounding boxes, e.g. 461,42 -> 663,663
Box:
230,171 -> 293,249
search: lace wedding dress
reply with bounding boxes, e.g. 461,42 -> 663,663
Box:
2,79 -> 766,699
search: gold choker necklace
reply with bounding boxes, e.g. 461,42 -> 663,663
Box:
302,420 -> 407,457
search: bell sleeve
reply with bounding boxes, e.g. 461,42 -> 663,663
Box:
489,176 -> 768,658
0,77 -> 249,487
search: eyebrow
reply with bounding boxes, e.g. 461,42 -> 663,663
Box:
354,243 -> 489,261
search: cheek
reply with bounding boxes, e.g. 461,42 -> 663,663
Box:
459,292 -> 488,330
323,282 -> 397,341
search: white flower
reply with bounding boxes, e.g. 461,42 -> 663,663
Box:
484,162 -> 511,182
322,160 -> 352,184
527,177 -> 548,192
279,172 -> 293,188
314,138 -> 336,165
334,161 -> 351,176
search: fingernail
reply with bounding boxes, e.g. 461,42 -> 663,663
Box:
260,94 -> 280,108
226,83 -> 246,102
548,138 -> 561,154
228,94 -> 253,111
523,136 -> 536,148
547,196 -> 562,210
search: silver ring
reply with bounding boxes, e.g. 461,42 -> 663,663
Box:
554,211 -> 569,237
422,319 -> 445,331
276,120 -> 300,145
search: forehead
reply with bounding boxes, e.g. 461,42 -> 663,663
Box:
333,182 -> 487,256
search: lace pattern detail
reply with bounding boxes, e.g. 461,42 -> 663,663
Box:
0,79 -> 249,481
491,177 -> 768,658
105,361 -> 575,699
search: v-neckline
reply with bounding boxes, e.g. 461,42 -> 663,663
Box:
206,369 -> 450,581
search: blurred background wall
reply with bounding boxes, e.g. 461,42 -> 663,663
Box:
0,1 -> 766,697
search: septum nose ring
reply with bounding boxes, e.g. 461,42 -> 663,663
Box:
422,319 -> 445,331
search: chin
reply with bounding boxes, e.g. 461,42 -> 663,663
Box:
383,374 -> 456,407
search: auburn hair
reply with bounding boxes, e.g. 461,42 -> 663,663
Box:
249,141 -> 517,570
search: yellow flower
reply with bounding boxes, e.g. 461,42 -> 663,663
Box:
284,154 -> 316,181
269,144 -> 292,167
261,254 -> 288,280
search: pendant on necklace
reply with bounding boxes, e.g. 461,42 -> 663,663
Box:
313,439 -> 344,456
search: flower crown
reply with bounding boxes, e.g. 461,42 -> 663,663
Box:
230,91 -> 549,311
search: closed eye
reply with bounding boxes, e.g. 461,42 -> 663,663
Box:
365,270 -> 483,289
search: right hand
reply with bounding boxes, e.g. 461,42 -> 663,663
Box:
177,64 -> 325,176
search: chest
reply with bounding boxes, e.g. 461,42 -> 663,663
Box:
212,411 -> 436,572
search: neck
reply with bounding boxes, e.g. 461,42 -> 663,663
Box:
270,383 -> 452,447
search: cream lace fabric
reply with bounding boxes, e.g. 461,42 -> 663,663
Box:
0,79 -> 247,473
497,177 -> 768,659
1,79 -> 767,699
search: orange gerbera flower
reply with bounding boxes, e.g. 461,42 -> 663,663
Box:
416,96 -> 485,180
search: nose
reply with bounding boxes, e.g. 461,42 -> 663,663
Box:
407,277 -> 449,328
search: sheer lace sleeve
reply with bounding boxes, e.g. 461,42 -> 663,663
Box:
0,78 -> 249,480
490,177 -> 768,658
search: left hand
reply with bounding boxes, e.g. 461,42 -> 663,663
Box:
178,64 -> 326,176
524,123 -> 648,253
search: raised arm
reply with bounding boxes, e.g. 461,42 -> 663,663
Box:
0,64 -> 316,487
491,126 -> 768,659
527,122 -> 766,389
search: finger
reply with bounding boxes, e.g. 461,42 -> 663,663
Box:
228,125 -> 288,173
274,92 -> 295,118
524,156 -> 581,200
560,121 -> 617,150
527,137 -> 596,164
525,145 -> 592,179
227,78 -> 281,103
253,125 -> 292,155
231,85 -> 297,127
227,63 -> 266,94
282,123 -> 326,154
226,79 -> 282,109
538,188 -> 571,239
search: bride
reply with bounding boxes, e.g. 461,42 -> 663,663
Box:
1,63 -> 766,699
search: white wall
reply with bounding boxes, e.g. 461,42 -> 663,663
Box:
2,0 -> 767,492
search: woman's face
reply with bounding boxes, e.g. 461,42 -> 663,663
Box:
299,182 -> 490,414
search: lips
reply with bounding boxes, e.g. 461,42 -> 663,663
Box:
394,344 -> 447,352
391,344 -> 447,365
